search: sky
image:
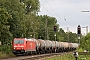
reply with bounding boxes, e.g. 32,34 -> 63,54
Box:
38,0 -> 90,34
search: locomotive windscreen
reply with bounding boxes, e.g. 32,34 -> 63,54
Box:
14,40 -> 24,44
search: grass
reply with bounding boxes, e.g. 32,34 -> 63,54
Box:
45,53 -> 90,60
0,52 -> 14,59
45,53 -> 75,60
78,55 -> 90,60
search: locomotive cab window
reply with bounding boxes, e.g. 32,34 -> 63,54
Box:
14,40 -> 24,44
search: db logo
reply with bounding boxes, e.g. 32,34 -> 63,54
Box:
30,43 -> 32,48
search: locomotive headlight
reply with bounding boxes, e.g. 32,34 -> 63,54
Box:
14,48 -> 15,49
22,48 -> 24,49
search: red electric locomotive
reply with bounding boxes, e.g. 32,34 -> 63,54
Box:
12,38 -> 36,55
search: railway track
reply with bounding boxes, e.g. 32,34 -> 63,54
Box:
1,52 -> 72,60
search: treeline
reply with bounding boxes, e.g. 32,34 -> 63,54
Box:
0,0 -> 78,46
2,0 -> 90,57
80,33 -> 90,51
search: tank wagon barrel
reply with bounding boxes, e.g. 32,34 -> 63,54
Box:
38,39 -> 46,48
45,40 -> 52,53
45,40 -> 52,48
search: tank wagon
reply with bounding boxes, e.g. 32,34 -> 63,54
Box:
12,38 -> 79,55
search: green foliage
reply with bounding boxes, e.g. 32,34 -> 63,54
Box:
69,32 -> 77,43
24,14 -> 39,38
57,28 -> 66,41
84,33 -> 90,51
46,53 -> 75,60
80,33 -> 90,51
0,45 -> 12,54
0,8 -> 12,45
46,53 -> 90,60
0,45 -> 14,58
20,0 -> 40,14
0,0 -> 77,43
78,55 -> 90,60
0,0 -> 78,58
78,48 -> 84,52
37,15 -> 58,40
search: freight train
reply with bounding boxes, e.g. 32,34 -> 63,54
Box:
12,38 -> 79,55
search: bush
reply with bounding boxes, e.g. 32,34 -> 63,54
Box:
0,45 -> 12,55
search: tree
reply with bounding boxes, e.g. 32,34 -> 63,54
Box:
57,28 -> 66,41
80,33 -> 90,51
37,15 -> 58,40
68,32 -> 77,43
24,14 -> 39,38
0,0 -> 40,38
0,8 -> 12,45
84,33 -> 90,51
20,0 -> 40,14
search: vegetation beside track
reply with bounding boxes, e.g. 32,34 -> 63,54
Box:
45,53 -> 75,60
0,45 -> 14,58
45,52 -> 90,60
0,52 -> 13,58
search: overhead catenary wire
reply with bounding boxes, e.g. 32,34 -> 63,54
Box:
40,0 -> 90,22
45,0 -> 62,20
40,3 -> 52,16
63,2 -> 90,16
41,0 -> 90,17
40,0 -> 62,20
39,0 -> 90,34
40,0 -> 67,22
